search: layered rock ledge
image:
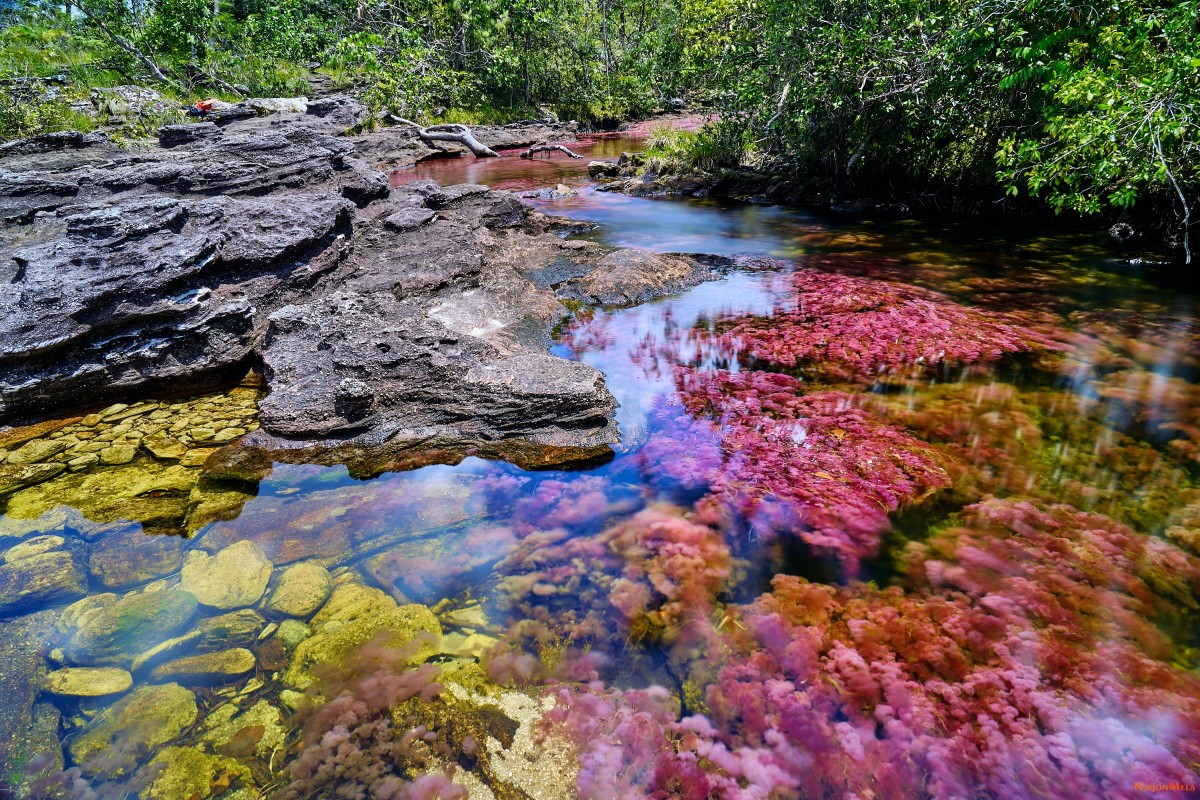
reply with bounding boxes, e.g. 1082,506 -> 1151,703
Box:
0,100 -> 718,470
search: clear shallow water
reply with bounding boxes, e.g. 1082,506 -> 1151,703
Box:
4,156 -> 1200,798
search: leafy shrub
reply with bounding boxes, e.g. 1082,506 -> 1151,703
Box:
645,121 -> 745,173
0,92 -> 94,140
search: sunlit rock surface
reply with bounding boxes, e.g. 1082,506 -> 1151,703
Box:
0,113 -> 629,466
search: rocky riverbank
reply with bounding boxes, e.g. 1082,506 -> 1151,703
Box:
0,96 -> 722,477
0,100 -> 729,795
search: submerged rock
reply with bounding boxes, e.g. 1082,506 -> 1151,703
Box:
273,618 -> 312,653
0,610 -> 63,790
149,647 -> 256,682
64,589 -> 199,666
283,583 -> 440,689
2,533 -> 66,561
56,593 -> 118,635
0,462 -> 65,495
44,666 -> 133,697
200,698 -> 286,758
265,562 -> 332,617
144,746 -> 252,800
2,461 -> 200,530
133,608 -> 267,675
180,540 -> 273,609
68,682 -> 198,777
0,539 -> 88,617
88,525 -> 186,589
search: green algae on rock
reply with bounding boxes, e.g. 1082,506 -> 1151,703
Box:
63,589 -> 199,667
0,609 -> 63,793
143,746 -> 252,800
199,698 -> 287,759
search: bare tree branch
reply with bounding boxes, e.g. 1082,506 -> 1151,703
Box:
1154,131 -> 1192,265
520,144 -> 583,159
394,117 -> 499,157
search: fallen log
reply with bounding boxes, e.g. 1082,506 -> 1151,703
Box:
394,117 -> 499,158
520,144 -> 583,159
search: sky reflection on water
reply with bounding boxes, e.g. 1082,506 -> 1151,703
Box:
5,158 -> 1200,798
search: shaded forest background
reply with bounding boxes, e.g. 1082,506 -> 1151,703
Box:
1,0 -> 1197,255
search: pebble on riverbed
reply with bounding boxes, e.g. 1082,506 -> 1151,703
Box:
43,666 -> 132,697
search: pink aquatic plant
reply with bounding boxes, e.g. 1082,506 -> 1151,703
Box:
708,268 -> 1054,381
604,506 -> 733,636
639,369 -> 951,575
546,499 -> 1200,800
282,635 -> 465,800
492,504 -> 736,648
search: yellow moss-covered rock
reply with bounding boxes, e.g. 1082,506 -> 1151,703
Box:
199,699 -> 286,758
283,583 -> 440,689
145,746 -> 252,800
68,683 -> 198,777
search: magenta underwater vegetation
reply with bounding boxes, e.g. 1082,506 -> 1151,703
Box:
545,500 -> 1200,800
532,249 -> 1200,799
702,266 -> 1059,382
7,217 -> 1200,800
639,371 -> 951,575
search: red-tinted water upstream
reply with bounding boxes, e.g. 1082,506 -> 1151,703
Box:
391,133 -> 643,192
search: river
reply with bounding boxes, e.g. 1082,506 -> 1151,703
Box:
3,135 -> 1198,799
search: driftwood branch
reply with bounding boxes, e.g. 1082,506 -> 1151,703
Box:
764,80 -> 791,131
520,144 -> 583,159
394,117 -> 498,158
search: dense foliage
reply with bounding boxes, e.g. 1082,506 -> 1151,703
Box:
1,0 -> 1197,252
0,0 -> 696,128
671,0 -> 1199,256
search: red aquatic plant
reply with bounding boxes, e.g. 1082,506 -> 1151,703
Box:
546,499 -> 1200,800
639,369 -> 951,575
281,635 -> 465,800
707,268 -> 1054,381
604,506 -> 733,632
492,504 -> 735,648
